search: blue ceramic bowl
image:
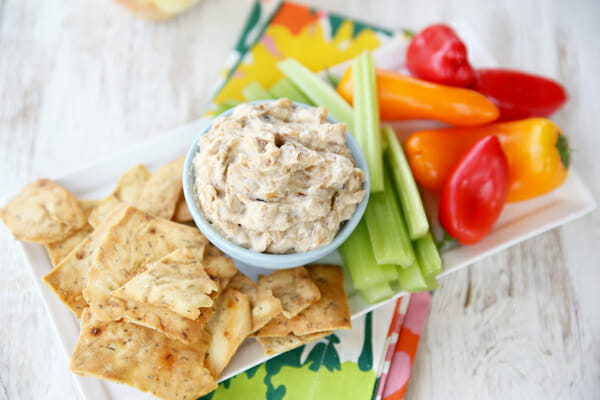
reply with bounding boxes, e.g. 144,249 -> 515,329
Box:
182,101 -> 370,269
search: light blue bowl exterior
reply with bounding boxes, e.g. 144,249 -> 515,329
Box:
182,101 -> 370,269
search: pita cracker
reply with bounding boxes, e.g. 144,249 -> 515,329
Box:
202,255 -> 238,290
118,256 -> 236,343
136,157 -> 185,219
42,203 -> 129,317
83,207 -> 208,322
45,199 -> 98,265
45,225 -> 94,266
78,199 -> 100,215
205,288 -> 252,378
121,298 -> 213,344
78,199 -> 99,215
255,265 -> 351,337
173,193 -> 193,222
206,243 -> 224,257
227,273 -> 283,333
0,179 -> 87,243
112,248 -> 218,320
88,164 -> 152,228
113,164 -> 151,204
71,309 -> 217,400
257,266 -> 320,319
258,331 -> 333,356
88,195 -> 123,228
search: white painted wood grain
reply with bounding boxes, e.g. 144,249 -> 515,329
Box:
0,0 -> 598,399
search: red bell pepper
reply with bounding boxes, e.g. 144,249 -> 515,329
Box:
471,69 -> 568,120
438,136 -> 509,245
406,24 -> 475,87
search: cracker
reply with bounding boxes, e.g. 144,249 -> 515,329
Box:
206,243 -> 224,257
227,273 -> 283,333
202,255 -> 238,290
112,248 -> 218,320
45,199 -> 98,266
205,288 -> 252,378
70,309 -> 217,400
257,331 -> 333,356
0,179 -> 87,243
83,207 -> 208,322
88,164 -> 152,228
88,195 -> 123,228
119,255 -> 236,344
257,266 -> 320,319
42,204 -> 129,317
78,199 -> 100,216
45,225 -> 94,266
115,255 -> 236,343
255,265 -> 351,337
173,193 -> 193,223
113,164 -> 151,204
136,157 -> 185,220
121,299 -> 213,344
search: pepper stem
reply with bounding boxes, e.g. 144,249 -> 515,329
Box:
556,132 -> 571,169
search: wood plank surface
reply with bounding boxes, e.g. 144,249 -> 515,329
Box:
0,0 -> 598,399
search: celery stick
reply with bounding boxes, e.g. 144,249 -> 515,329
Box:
241,82 -> 273,101
396,261 -> 428,292
358,282 -> 394,304
414,232 -> 443,280
277,58 -> 355,133
384,126 -> 429,240
339,219 -> 398,290
353,52 -> 384,192
426,276 -> 441,290
365,167 -> 415,267
269,78 -> 314,105
213,99 -> 242,116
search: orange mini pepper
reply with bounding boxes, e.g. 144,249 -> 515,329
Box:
404,118 -> 570,202
337,67 -> 499,126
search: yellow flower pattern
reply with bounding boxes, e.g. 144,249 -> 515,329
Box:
213,20 -> 386,104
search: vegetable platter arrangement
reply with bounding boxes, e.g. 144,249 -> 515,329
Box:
228,23 -> 574,303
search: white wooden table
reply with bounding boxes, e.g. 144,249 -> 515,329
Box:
0,0 -> 598,399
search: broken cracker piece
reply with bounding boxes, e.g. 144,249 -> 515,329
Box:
136,157 -> 185,220
258,331 -> 333,356
113,164 -> 151,204
45,225 -> 94,266
202,255 -> 237,290
112,248 -> 218,320
205,243 -> 224,257
45,199 -> 98,265
121,298 -> 213,344
255,265 -> 351,337
173,193 -> 193,222
88,195 -> 123,228
205,288 -> 252,378
257,266 -> 320,319
117,255 -> 237,344
227,273 -> 282,333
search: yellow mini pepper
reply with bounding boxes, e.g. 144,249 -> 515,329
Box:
404,118 -> 570,202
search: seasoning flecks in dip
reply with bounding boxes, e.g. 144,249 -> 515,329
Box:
194,99 -> 366,254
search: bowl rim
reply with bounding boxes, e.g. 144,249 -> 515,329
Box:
182,100 -> 370,269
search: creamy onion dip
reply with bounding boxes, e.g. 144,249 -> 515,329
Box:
193,99 -> 365,253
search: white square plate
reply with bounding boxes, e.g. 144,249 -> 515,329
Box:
6,115 -> 594,400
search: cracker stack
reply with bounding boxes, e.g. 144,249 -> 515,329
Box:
0,158 -> 352,400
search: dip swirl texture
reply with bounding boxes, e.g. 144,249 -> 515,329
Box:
194,99 -> 366,254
